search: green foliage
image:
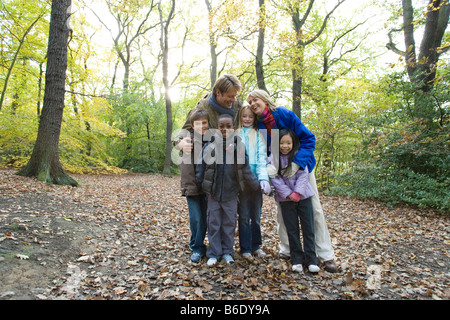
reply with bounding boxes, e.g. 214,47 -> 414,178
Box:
330,164 -> 449,212
0,110 -> 37,167
104,88 -> 168,173
59,98 -> 126,174
329,71 -> 450,212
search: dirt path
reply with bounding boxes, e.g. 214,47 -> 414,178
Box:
0,168 -> 448,300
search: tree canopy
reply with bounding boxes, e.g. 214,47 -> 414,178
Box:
0,0 -> 448,211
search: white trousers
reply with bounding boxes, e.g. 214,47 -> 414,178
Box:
276,171 -> 335,261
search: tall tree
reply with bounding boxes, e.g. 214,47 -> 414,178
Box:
87,0 -> 159,92
204,0 -> 257,88
387,0 -> 449,92
17,0 -> 78,186
158,0 -> 176,175
204,0 -> 218,87
281,0 -> 345,118
255,0 -> 268,92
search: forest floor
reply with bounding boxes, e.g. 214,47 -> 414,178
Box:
0,168 -> 448,301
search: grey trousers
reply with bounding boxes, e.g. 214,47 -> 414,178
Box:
206,198 -> 238,258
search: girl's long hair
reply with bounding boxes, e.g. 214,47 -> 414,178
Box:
278,128 -> 300,177
236,104 -> 258,145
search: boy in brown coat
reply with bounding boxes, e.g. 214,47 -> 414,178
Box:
178,109 -> 210,262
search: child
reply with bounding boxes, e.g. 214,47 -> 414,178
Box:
196,114 -> 260,266
236,105 -> 271,259
268,129 -> 320,273
178,109 -> 210,262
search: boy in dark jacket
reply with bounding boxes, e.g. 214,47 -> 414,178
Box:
196,114 -> 260,266
178,109 -> 210,262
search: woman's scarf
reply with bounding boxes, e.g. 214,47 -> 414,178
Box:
209,94 -> 234,116
258,106 -> 276,135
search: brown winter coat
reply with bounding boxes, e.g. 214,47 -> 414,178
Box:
178,131 -> 204,197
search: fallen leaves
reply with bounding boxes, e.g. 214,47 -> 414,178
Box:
0,168 -> 449,300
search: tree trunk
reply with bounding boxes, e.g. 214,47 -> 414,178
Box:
17,0 -> 78,187
402,0 -> 416,81
289,0 -> 344,119
159,0 -> 175,176
256,0 -> 268,92
37,61 -> 44,116
292,69 -> 302,119
209,39 -> 218,88
205,0 -> 217,88
401,0 -> 450,91
416,0 -> 449,91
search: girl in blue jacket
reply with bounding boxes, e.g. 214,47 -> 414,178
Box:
236,105 -> 271,259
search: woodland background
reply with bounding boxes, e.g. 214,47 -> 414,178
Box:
0,0 -> 449,212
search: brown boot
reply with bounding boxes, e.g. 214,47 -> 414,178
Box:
322,259 -> 338,273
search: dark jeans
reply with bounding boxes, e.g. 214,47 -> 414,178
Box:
238,190 -> 263,253
279,197 -> 318,266
186,195 -> 207,255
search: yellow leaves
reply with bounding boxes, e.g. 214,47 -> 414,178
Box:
207,0 -> 259,40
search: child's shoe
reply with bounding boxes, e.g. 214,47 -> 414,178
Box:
207,257 -> 218,266
253,249 -> 267,258
308,264 -> 320,273
241,252 -> 253,260
190,252 -> 202,262
292,264 -> 303,273
222,254 -> 234,264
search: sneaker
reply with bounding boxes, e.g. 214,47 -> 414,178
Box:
253,249 -> 267,258
207,257 -> 218,266
222,254 -> 234,264
190,252 -> 202,262
292,264 -> 303,273
308,264 -> 320,273
241,252 -> 253,260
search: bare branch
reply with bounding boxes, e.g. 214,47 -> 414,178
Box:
386,27 -> 405,55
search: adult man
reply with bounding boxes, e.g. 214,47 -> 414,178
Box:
175,74 -> 243,154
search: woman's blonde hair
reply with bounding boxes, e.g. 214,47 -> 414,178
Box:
247,89 -> 277,111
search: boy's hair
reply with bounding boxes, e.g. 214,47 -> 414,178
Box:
189,109 -> 209,125
212,74 -> 242,95
217,113 -> 234,125
278,128 -> 300,177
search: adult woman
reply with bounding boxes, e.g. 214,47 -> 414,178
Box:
247,89 -> 337,273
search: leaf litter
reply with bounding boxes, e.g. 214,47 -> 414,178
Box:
0,168 -> 448,300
